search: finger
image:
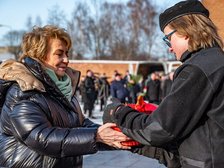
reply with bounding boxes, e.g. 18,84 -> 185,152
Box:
120,145 -> 131,150
98,123 -> 116,132
105,123 -> 117,127
113,141 -> 131,150
113,132 -> 132,141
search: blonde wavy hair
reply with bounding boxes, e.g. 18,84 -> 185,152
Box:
19,25 -> 71,62
168,14 -> 224,52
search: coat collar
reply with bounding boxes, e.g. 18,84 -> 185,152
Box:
0,59 -> 45,92
179,50 -> 193,63
0,57 -> 80,94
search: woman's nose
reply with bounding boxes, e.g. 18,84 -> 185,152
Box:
62,56 -> 69,63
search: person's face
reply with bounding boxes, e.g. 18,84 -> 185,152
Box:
115,75 -> 121,81
151,73 -> 156,80
44,38 -> 69,78
163,26 -> 189,60
87,71 -> 93,77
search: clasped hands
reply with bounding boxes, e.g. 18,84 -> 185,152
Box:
96,123 -> 131,149
96,98 -> 139,149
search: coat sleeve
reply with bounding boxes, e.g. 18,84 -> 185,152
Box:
110,82 -> 116,98
112,65 -> 214,146
7,86 -> 98,158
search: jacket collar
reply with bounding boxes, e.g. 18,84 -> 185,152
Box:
0,59 -> 45,92
179,50 -> 192,63
179,45 -> 221,63
0,57 -> 80,94
179,48 -> 204,63
23,57 -> 80,94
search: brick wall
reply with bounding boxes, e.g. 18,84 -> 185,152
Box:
202,0 -> 224,42
68,61 -> 137,83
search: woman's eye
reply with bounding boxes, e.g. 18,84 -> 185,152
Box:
56,53 -> 63,57
66,52 -> 69,57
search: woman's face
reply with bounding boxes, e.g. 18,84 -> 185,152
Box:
44,38 -> 69,78
163,26 -> 189,60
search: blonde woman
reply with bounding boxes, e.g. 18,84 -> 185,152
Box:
0,25 -> 130,168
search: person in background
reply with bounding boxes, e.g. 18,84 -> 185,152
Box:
78,76 -> 86,104
161,71 -> 175,100
98,73 -> 110,111
145,72 -> 161,105
110,73 -> 129,103
83,69 -> 97,118
103,0 -> 224,167
0,25 -> 130,168
112,69 -> 118,80
124,70 -> 138,104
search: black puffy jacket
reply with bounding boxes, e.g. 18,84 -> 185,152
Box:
0,57 -> 100,168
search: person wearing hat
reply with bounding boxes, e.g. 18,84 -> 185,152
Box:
103,0 -> 224,167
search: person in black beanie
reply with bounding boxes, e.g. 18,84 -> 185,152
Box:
103,0 -> 224,167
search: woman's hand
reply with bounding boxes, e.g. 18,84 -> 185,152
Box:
96,123 -> 131,149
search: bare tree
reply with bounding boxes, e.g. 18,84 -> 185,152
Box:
127,0 -> 157,59
35,16 -> 42,27
65,0 -> 159,60
93,0 -> 157,60
0,0 -> 171,61
68,2 -> 92,59
100,2 -> 130,60
3,30 -> 25,60
25,16 -> 33,31
47,4 -> 66,27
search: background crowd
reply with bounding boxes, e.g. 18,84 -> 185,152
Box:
78,69 -> 174,118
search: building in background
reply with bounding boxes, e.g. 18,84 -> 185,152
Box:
203,0 -> 224,42
68,60 -> 181,82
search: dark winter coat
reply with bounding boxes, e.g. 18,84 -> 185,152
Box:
112,47 -> 224,168
161,78 -> 172,99
110,80 -> 129,103
146,79 -> 161,104
83,76 -> 97,111
0,57 -> 100,168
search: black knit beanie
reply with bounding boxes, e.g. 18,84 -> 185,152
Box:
159,0 -> 209,31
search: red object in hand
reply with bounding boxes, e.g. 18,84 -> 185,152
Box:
111,126 -> 140,147
112,95 -> 158,147
127,95 -> 157,114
